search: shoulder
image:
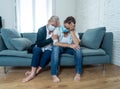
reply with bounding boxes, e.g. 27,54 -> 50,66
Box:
38,25 -> 46,33
53,27 -> 61,36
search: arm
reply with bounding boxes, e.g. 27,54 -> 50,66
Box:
69,22 -> 80,45
36,26 -> 53,47
54,32 -> 80,49
70,31 -> 80,45
55,42 -> 80,50
55,42 -> 70,47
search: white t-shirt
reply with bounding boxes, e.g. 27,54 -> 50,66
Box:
53,27 -> 80,44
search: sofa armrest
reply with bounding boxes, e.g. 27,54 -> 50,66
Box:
0,34 -> 7,51
101,32 -> 113,63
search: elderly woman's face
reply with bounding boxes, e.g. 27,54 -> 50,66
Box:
50,21 -> 58,27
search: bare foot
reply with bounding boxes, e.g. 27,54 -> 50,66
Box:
74,74 -> 80,81
25,69 -> 41,76
25,71 -> 31,76
36,67 -> 42,75
22,73 -> 36,83
52,75 -> 60,83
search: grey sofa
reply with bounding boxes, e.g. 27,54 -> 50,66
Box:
0,29 -> 113,73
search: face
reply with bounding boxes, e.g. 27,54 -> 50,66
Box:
50,20 -> 58,27
47,20 -> 57,31
64,23 -> 70,30
64,22 -> 75,31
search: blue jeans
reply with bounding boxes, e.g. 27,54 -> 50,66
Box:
51,46 -> 82,75
31,46 -> 51,68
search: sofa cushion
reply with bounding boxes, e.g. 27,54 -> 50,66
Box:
1,28 -> 21,50
81,27 -> 106,49
60,47 -> 105,57
22,33 -> 37,43
0,47 -> 106,59
10,38 -> 33,51
0,50 -> 32,58
81,47 -> 106,56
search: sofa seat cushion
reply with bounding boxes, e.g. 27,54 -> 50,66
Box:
0,47 -> 106,59
0,50 -> 32,58
58,47 -> 106,57
81,47 -> 106,56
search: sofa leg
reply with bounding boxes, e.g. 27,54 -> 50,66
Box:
58,66 -> 60,72
4,66 -> 7,74
102,64 -> 106,73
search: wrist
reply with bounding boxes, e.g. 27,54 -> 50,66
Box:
68,44 -> 71,48
70,29 -> 74,31
53,39 -> 58,45
70,30 -> 74,34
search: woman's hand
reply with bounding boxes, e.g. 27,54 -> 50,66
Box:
52,34 -> 58,40
69,44 -> 80,50
69,22 -> 75,31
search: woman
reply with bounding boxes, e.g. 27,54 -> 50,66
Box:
51,16 -> 82,82
22,16 -> 60,82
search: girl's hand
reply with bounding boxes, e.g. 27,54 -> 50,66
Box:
69,44 -> 80,50
69,22 -> 75,31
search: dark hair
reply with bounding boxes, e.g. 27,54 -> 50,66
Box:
64,16 -> 76,24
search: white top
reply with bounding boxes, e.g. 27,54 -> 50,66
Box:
41,26 -> 53,52
53,26 -> 80,44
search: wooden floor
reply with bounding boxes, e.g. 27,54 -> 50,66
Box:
0,64 -> 120,89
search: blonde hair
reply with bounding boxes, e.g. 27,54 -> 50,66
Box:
49,16 -> 60,26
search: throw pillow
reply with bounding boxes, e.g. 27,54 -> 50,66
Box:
10,38 -> 33,51
81,27 -> 106,49
1,28 -> 21,49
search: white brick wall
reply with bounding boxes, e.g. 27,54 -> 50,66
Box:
0,0 -> 16,29
76,0 -> 102,32
104,0 -> 120,66
76,0 -> 120,66
53,0 -> 76,25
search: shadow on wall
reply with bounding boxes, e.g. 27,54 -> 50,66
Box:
0,16 -> 2,29
0,16 -> 3,32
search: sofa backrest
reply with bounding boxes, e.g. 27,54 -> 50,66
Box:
21,33 -> 37,43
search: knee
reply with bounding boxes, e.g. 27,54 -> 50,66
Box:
74,49 -> 82,54
52,46 -> 60,52
33,46 -> 42,53
51,46 -> 60,58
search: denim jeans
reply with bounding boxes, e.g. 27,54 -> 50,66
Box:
31,46 -> 51,68
51,46 -> 82,75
